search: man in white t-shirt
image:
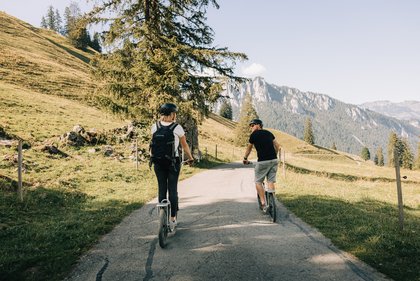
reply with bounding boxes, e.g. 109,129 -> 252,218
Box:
151,103 -> 194,230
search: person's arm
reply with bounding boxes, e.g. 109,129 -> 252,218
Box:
273,139 -> 280,155
243,143 -> 253,164
179,135 -> 194,162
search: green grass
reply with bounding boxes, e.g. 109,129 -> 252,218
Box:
277,171 -> 420,281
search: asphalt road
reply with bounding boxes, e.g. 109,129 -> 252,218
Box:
65,162 -> 391,281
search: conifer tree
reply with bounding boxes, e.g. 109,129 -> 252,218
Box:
400,138 -> 413,169
90,32 -> 102,53
219,99 -> 233,120
415,141 -> 420,170
234,93 -> 258,146
68,21 -> 91,50
63,2 -> 90,49
331,142 -> 337,150
87,0 -> 247,121
46,6 -> 56,31
387,131 -> 399,166
361,146 -> 370,161
374,153 -> 378,165
376,147 -> 384,166
55,9 -> 63,34
303,117 -> 314,145
41,16 -> 47,28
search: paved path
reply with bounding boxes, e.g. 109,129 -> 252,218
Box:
66,162 -> 391,281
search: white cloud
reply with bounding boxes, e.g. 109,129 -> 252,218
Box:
242,63 -> 266,77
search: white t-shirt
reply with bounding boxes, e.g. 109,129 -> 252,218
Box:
151,121 -> 185,156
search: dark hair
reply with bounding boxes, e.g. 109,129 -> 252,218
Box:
159,103 -> 178,116
249,118 -> 263,127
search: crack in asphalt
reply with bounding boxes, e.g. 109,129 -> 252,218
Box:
143,238 -> 158,281
95,257 -> 109,281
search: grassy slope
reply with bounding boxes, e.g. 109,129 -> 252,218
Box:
0,82 -> 119,143
0,12 -> 94,100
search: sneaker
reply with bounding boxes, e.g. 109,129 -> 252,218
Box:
169,219 -> 177,232
262,205 -> 268,213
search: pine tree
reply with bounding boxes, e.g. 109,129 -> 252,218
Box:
415,140 -> 420,170
400,138 -> 413,169
234,93 -> 258,146
90,32 -> 102,53
331,142 -> 337,150
69,21 -> 91,50
387,131 -> 399,166
86,0 -> 247,121
376,147 -> 384,166
46,6 -> 56,31
374,153 -> 378,165
219,99 -> 232,120
303,117 -> 314,145
63,6 -> 73,35
361,147 -> 370,161
40,16 -> 47,28
55,9 -> 63,34
63,2 -> 89,49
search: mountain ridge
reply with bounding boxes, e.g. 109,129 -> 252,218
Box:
360,100 -> 420,128
218,77 -> 419,159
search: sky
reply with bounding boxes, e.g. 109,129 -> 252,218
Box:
1,0 -> 419,105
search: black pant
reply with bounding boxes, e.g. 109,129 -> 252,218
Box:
153,158 -> 181,217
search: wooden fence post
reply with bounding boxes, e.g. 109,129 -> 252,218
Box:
394,149 -> 404,231
18,140 -> 23,202
282,149 -> 286,178
135,139 -> 139,170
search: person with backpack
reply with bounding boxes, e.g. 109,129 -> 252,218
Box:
242,119 -> 280,212
150,103 -> 194,231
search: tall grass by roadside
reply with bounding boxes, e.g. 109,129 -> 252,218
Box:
277,171 -> 420,281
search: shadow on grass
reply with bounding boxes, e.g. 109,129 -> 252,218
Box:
279,194 -> 420,281
45,38 -> 92,64
0,187 -> 142,281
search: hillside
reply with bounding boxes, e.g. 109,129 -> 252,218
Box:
0,12 -> 94,100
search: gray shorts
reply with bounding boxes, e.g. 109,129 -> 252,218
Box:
254,159 -> 279,183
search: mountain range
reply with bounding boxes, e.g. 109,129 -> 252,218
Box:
360,101 -> 420,128
217,77 -> 420,159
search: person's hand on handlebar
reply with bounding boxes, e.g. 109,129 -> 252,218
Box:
243,158 -> 250,165
184,158 -> 195,166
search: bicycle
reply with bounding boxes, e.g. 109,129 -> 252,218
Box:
257,182 -> 277,223
157,198 -> 172,248
156,159 -> 194,248
244,160 -> 277,223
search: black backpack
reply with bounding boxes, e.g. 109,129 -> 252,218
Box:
150,122 -> 179,163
